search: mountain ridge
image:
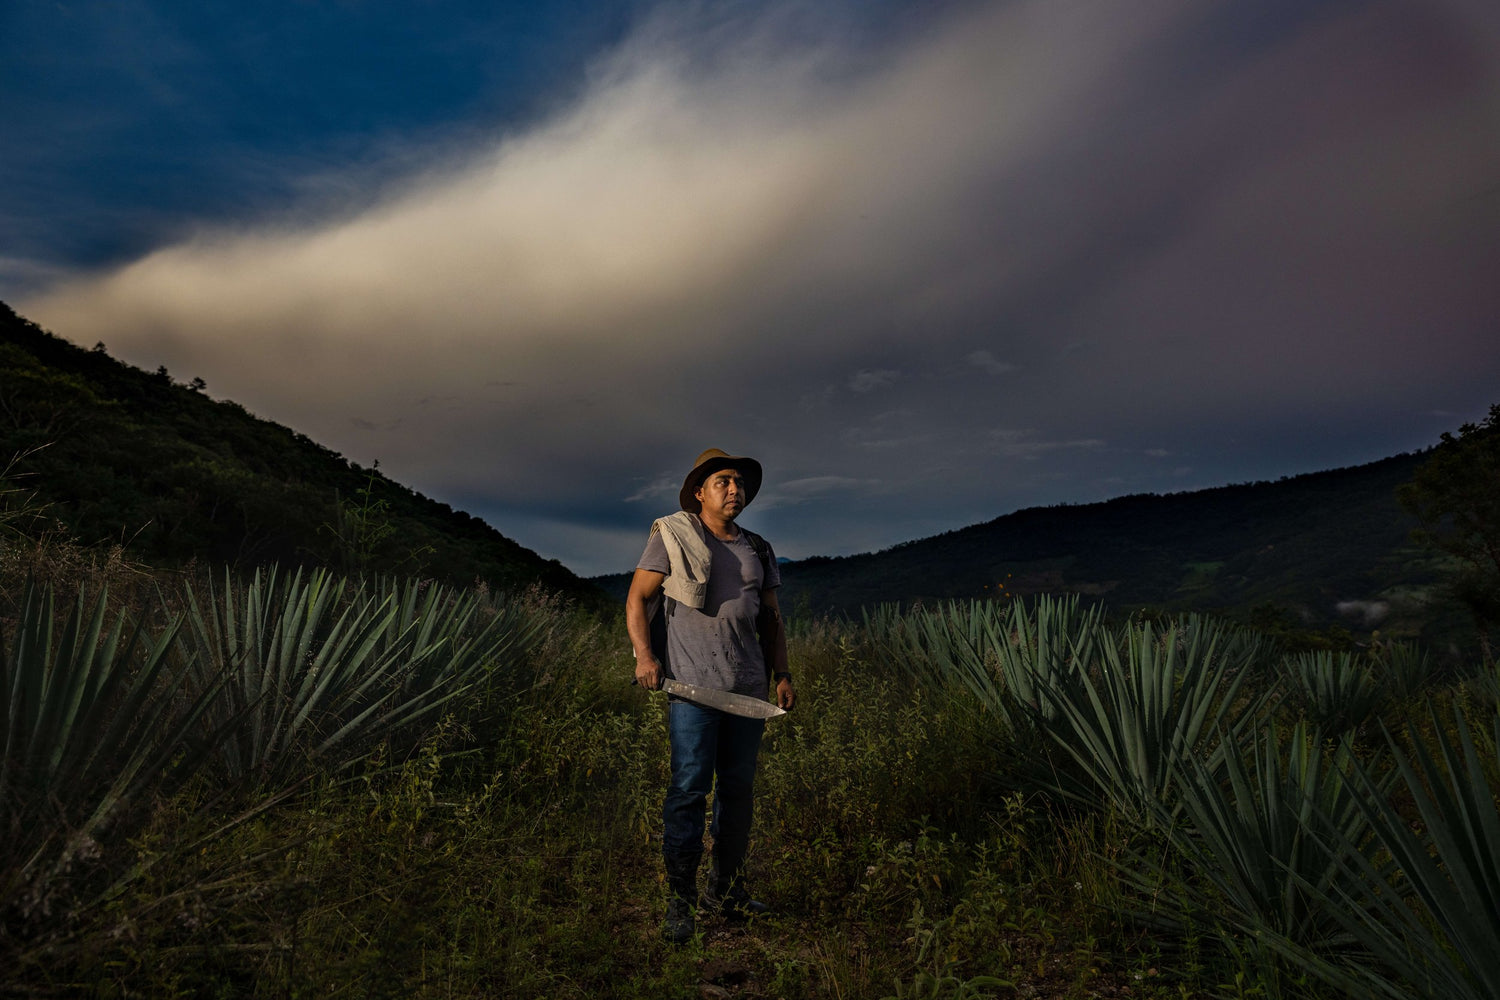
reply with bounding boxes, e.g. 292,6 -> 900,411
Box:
594,450 -> 1464,646
0,300 -> 604,604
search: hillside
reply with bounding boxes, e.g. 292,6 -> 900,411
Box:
0,300 -> 601,602
597,452 -> 1466,646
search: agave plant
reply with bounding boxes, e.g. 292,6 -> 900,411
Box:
1294,703 -> 1500,1000
1,583 -> 218,926
1127,722 -> 1379,987
1284,651 -> 1386,735
861,603 -> 924,678
1368,641 -> 1433,701
990,595 -> 1103,729
183,566 -> 540,785
1035,615 -> 1271,820
878,595 -> 1102,733
369,574 -> 543,712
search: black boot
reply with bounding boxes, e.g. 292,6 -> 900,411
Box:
661,851 -> 701,944
706,850 -> 770,921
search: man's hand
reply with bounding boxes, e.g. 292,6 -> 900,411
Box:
625,568 -> 666,691
775,676 -> 795,710
635,653 -> 663,691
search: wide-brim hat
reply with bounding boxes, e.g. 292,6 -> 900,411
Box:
680,448 -> 763,513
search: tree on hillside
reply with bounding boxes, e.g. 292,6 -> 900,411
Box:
0,344 -> 106,437
1399,403 -> 1500,661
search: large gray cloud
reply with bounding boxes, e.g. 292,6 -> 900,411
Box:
20,0 -> 1500,575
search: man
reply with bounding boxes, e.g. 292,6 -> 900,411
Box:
626,448 -> 796,944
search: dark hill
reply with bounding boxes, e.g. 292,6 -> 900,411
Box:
0,300 -> 600,602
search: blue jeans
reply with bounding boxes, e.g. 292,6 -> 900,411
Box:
662,700 -> 765,861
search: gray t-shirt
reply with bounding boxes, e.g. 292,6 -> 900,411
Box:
638,525 -> 781,696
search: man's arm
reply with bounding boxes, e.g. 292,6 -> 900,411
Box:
626,568 -> 667,690
760,587 -> 796,710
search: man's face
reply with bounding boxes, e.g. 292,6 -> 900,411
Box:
696,467 -> 747,520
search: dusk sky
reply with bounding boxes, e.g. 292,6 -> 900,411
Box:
4,0 -> 1499,577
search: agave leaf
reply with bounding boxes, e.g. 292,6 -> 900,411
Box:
1369,641 -> 1433,701
34,585 -> 108,774
182,565 -> 543,784
1,582 -> 223,906
1268,703 -> 1500,1000
78,622 -> 225,835
1360,705 -> 1500,1000
1284,650 -> 1387,735
1036,616 -> 1269,820
1194,724 -> 1372,941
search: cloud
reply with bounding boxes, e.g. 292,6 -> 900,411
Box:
1336,599 -> 1390,627
625,475 -> 680,504
16,0 -> 1500,575
965,350 -> 1014,376
766,475 -> 873,500
847,369 -> 900,393
986,429 -> 1106,459
0,257 -> 72,295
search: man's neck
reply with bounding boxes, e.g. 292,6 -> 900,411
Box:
697,511 -> 739,541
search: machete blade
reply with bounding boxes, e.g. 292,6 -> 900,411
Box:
659,678 -> 787,719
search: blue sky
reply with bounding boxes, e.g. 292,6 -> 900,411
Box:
5,0 -> 1499,576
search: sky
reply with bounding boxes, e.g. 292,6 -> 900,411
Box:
4,0 -> 1499,577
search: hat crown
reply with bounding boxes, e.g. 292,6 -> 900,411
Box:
691,448 -> 734,468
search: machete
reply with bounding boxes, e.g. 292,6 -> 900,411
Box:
657,678 -> 787,719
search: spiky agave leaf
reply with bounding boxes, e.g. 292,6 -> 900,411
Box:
1284,650 -> 1387,736
184,566 -> 542,785
992,595 -> 1102,730
882,595 -> 1102,734
1368,641 -> 1434,702
1,582 -> 219,920
1289,703 -> 1500,1000
1036,615 -> 1270,821
373,575 -> 542,708
1126,723 -> 1379,970
185,566 -> 401,782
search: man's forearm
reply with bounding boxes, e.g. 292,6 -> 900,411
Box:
625,598 -> 654,661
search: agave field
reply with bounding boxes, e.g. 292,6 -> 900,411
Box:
2,553 -> 1497,998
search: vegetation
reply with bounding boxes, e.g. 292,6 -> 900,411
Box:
4,531 -> 1497,999
1398,402 -> 1500,660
